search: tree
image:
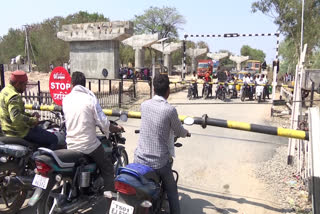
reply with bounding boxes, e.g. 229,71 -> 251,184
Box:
240,45 -> 266,62
251,0 -> 320,66
134,6 -> 186,39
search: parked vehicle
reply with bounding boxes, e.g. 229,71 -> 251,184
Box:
0,111 -> 65,214
202,82 -> 211,99
197,60 -> 215,78
227,82 -> 237,99
29,116 -> 129,214
108,117 -> 193,214
187,83 -> 197,100
215,83 -> 227,101
240,83 -> 253,102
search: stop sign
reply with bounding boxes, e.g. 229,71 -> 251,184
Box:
49,67 -> 71,106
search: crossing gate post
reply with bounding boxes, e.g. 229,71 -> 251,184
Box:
308,107 -> 320,214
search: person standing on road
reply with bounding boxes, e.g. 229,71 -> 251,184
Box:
191,71 -> 199,98
134,74 -> 191,214
63,71 -> 124,192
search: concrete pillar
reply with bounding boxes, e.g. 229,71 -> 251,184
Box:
134,47 -> 145,70
186,48 -> 208,73
229,55 -> 249,71
57,21 -> 133,79
151,42 -> 182,75
122,34 -> 160,71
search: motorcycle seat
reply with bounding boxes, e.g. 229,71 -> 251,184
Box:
0,136 -> 35,147
37,148 -> 91,168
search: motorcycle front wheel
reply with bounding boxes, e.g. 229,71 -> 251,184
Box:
114,149 -> 129,174
0,162 -> 28,214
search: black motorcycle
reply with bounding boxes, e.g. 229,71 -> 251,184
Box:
240,83 -> 253,102
0,111 -> 65,214
29,118 -> 129,214
202,82 -> 211,99
215,83 -> 227,101
187,83 -> 197,100
108,118 -> 193,214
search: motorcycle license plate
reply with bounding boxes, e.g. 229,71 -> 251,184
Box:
109,200 -> 134,214
32,174 -> 49,189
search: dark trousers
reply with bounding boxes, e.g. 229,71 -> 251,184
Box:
88,144 -> 115,191
155,161 -> 180,214
24,126 -> 58,149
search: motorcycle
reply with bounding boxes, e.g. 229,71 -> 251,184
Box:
255,84 -> 265,103
29,116 -> 129,214
215,83 -> 227,101
0,111 -> 66,214
108,117 -> 194,214
240,83 -> 253,102
187,83 -> 197,100
227,82 -> 237,99
202,82 -> 211,99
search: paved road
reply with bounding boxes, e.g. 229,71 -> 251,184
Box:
20,86 -> 288,214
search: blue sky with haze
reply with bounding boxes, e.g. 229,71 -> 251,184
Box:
0,0 -> 280,63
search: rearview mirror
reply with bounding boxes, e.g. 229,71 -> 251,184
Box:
119,113 -> 128,122
183,117 -> 194,125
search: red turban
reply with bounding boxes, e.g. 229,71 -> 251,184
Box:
10,70 -> 28,83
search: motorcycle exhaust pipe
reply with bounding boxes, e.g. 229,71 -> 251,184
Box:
3,175 -> 34,188
56,198 -> 90,214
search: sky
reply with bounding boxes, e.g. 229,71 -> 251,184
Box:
0,0 -> 280,63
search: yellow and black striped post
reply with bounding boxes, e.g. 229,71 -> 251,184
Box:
25,105 -> 308,141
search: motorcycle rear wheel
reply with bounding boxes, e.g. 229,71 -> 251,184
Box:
36,179 -> 62,214
0,162 -> 28,214
240,92 -> 245,102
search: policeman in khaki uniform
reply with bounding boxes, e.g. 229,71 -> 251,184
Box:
0,70 -> 59,148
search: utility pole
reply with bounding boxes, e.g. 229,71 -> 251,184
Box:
300,0 -> 305,55
24,25 -> 31,73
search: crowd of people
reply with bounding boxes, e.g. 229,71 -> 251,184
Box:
188,68 -> 270,100
119,67 -> 151,80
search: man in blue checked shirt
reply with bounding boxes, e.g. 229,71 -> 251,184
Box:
134,74 -> 191,214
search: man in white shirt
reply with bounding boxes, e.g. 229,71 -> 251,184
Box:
63,71 -> 123,191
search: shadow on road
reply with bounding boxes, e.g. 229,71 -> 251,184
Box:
179,185 -> 292,213
191,132 -> 286,146
180,192 -> 238,214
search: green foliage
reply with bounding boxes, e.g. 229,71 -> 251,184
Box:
279,38 -> 297,75
134,6 -> 186,39
0,11 -> 109,72
218,50 -> 234,67
252,0 -> 320,68
119,43 -> 134,67
240,45 -> 266,62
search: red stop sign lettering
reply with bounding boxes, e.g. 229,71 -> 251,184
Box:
49,67 -> 71,106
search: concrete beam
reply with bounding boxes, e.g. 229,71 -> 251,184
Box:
207,52 -> 229,61
57,21 -> 133,42
57,21 -> 134,79
151,42 -> 182,54
186,48 -> 208,73
122,33 -> 160,48
122,34 -> 160,70
229,55 -> 249,71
